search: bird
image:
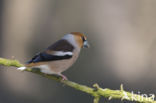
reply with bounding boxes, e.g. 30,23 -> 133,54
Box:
18,32 -> 89,80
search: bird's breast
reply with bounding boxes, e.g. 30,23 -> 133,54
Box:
48,52 -> 79,73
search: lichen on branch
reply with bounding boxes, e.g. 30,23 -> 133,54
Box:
0,58 -> 155,103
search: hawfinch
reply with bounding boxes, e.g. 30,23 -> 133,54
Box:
18,32 -> 89,80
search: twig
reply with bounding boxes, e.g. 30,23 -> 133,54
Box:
0,58 -> 155,103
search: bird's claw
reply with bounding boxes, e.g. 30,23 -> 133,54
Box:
60,74 -> 68,81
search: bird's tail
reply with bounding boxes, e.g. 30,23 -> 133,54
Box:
17,66 -> 26,71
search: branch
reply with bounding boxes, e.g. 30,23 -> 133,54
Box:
0,58 -> 155,103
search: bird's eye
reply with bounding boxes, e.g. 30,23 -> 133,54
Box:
82,37 -> 86,42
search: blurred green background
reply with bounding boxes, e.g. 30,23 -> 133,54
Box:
0,0 -> 156,103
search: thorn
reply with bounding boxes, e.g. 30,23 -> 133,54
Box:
120,84 -> 124,91
93,83 -> 100,89
93,83 -> 100,91
108,96 -> 112,100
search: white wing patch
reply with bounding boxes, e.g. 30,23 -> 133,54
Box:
53,51 -> 73,56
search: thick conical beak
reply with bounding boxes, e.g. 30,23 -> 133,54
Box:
83,41 -> 90,48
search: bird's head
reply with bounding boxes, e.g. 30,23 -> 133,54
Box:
71,32 -> 90,48
62,32 -> 90,49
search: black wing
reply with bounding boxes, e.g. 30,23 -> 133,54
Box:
27,39 -> 74,63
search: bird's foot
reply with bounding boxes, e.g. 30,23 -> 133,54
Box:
59,74 -> 68,81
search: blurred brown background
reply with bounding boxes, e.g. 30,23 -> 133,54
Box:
0,0 -> 156,103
